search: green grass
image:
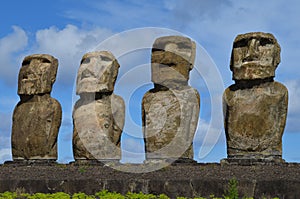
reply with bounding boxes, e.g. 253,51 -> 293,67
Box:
0,180 -> 280,199
0,190 -> 280,199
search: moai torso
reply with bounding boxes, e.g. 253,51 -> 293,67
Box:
223,32 -> 288,162
142,36 -> 200,161
12,54 -> 62,160
73,51 -> 124,160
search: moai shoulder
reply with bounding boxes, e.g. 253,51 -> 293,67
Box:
73,51 -> 124,161
223,32 -> 288,164
12,54 -> 62,160
142,36 -> 200,163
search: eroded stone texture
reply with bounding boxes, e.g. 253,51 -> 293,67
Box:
73,51 -> 124,160
142,36 -> 200,161
223,32 -> 288,163
12,54 -> 62,160
230,32 -> 281,80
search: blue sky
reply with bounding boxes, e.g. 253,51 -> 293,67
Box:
1,0 -> 300,164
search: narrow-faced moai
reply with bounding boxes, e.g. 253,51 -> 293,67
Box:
73,51 -> 125,160
223,32 -> 288,163
142,36 -> 200,162
12,54 -> 62,160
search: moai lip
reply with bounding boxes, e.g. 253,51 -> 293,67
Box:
12,54 -> 62,160
73,51 -> 125,162
143,36 -> 200,163
223,32 -> 288,165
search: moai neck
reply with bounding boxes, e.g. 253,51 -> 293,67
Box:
19,93 -> 51,103
233,77 -> 274,90
153,82 -> 189,91
79,92 -> 113,101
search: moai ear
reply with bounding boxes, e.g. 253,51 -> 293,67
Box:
110,58 -> 120,89
50,57 -> 59,85
274,40 -> 281,68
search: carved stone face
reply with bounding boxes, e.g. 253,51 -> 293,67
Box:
18,54 -> 58,95
230,32 -> 281,80
76,51 -> 120,94
151,36 -> 196,86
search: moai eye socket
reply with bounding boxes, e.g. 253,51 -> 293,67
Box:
233,38 -> 248,48
41,58 -> 51,64
177,42 -> 190,49
100,55 -> 112,62
22,60 -> 31,66
260,38 -> 273,46
81,57 -> 90,64
152,48 -> 165,52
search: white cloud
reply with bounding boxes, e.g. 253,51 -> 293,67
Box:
63,0 -> 169,30
121,136 -> 145,163
0,112 -> 12,134
0,148 -> 12,164
283,80 -> 300,133
0,26 -> 27,54
196,120 -> 225,143
34,25 -> 114,86
0,26 -> 28,86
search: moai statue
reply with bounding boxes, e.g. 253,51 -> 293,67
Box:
142,36 -> 200,163
223,32 -> 288,164
73,51 -> 125,161
12,54 -> 62,160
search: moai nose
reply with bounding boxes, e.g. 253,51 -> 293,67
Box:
244,39 -> 259,61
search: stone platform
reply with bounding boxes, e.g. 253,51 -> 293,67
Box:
0,161 -> 300,198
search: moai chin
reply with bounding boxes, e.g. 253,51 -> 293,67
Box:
223,32 -> 288,164
73,51 -> 125,161
142,36 -> 200,163
12,54 -> 62,160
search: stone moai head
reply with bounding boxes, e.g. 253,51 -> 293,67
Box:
151,36 -> 196,86
76,51 -> 120,95
18,54 -> 58,95
230,32 -> 281,80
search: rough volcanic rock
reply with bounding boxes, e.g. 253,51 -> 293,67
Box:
223,32 -> 288,162
230,32 -> 281,80
12,54 -> 62,160
142,36 -> 200,161
73,51 -> 124,160
1,162 -> 300,199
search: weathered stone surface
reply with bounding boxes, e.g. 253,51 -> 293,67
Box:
76,51 -> 120,94
1,163 -> 300,198
223,32 -> 288,162
143,36 -> 200,161
230,32 -> 281,80
12,54 -> 62,160
151,36 -> 196,88
18,54 -> 59,95
73,51 -> 124,160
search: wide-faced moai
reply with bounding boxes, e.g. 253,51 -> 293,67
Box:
73,51 -> 125,161
142,36 -> 200,162
12,54 -> 62,160
223,32 -> 288,163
